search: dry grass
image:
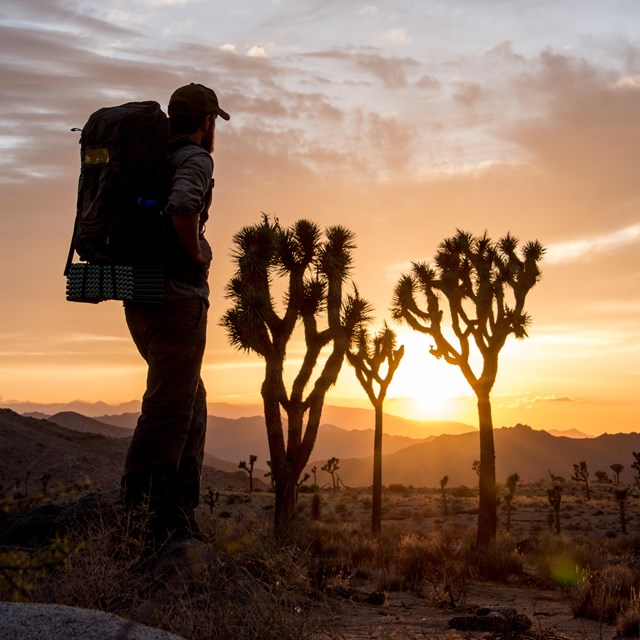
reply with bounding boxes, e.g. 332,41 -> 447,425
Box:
2,481 -> 640,639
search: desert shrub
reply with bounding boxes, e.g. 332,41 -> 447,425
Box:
451,485 -> 475,498
387,484 -> 410,495
569,565 -> 640,625
532,533 -> 605,588
470,534 -> 525,581
378,530 -> 469,607
617,593 -> 640,638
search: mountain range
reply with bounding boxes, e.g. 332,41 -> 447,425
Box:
3,405 -> 639,492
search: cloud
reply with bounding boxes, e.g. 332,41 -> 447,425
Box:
546,224 -> 640,264
381,27 -> 410,45
219,43 -> 237,55
246,45 -> 268,58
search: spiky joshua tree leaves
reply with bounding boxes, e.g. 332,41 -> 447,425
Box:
347,323 -> 404,534
221,215 -> 369,533
392,229 -> 545,546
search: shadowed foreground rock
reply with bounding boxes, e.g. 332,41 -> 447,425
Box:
449,605 -> 532,632
0,602 -> 186,640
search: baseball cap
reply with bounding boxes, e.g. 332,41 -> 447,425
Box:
168,83 -> 230,121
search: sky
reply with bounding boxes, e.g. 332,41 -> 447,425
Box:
1,0 -> 639,436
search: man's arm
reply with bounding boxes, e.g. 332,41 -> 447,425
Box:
171,214 -> 211,265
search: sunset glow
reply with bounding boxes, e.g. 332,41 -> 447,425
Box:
1,1 -> 639,436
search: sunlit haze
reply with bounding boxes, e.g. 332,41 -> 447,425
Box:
1,1 -> 639,436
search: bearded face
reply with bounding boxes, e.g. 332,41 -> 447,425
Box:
202,116 -> 215,153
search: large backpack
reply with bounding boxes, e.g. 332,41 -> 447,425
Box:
65,101 -> 171,303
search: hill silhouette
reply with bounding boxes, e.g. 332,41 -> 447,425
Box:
313,424 -> 640,488
0,409 -> 256,493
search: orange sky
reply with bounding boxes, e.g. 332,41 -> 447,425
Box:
1,1 -> 639,436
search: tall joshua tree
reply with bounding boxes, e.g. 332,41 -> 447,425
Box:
347,323 -> 404,534
392,230 -> 544,545
221,216 -> 368,533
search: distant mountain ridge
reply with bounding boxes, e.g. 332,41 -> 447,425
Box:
15,400 -> 476,439
4,407 -> 639,490
313,424 -> 640,488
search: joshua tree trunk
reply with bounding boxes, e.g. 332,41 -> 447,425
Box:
372,403 -> 383,534
476,391 -> 497,545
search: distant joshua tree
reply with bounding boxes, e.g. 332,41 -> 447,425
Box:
347,322 -> 404,534
503,473 -> 519,533
571,461 -> 591,500
610,463 -> 624,486
547,484 -> 562,534
392,230 -> 545,546
239,454 -> 258,492
472,460 -> 481,477
203,488 -> 220,514
311,466 -> 318,487
322,457 -> 340,492
40,472 -> 52,495
440,475 -> 449,517
615,487 -> 629,535
595,470 -> 611,484
631,452 -> 640,488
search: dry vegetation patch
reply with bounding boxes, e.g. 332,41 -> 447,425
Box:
2,482 -> 639,639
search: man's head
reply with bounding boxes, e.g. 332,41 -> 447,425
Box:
168,83 -> 230,149
169,83 -> 230,122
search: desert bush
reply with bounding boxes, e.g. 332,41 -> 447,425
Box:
451,485 -> 475,498
531,533 -> 605,588
617,592 -> 640,638
470,534 -> 525,581
378,529 -> 469,607
569,565 -> 640,625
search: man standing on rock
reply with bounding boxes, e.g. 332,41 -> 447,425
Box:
121,83 -> 230,545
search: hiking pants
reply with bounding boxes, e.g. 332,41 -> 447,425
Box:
121,296 -> 208,528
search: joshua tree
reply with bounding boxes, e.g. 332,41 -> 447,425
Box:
311,466 -> 318,487
503,473 -> 519,533
547,484 -> 562,534
296,472 -> 310,498
472,460 -> 481,477
631,452 -> 640,488
239,454 -> 258,492
440,475 -> 449,517
203,488 -> 220,514
393,230 -> 544,545
221,216 -> 369,532
347,323 -> 404,534
40,473 -> 52,495
595,470 -> 611,484
571,461 -> 591,500
610,463 -> 624,486
615,487 -> 629,535
322,457 -> 340,492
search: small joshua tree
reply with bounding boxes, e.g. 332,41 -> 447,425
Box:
547,484 -> 562,534
311,466 -> 318,488
631,452 -> 640,488
595,470 -> 611,484
322,457 -> 340,492
572,461 -> 591,500
615,487 -> 629,535
239,454 -> 258,492
296,472 -> 310,499
610,463 -> 624,486
472,460 -> 481,478
440,475 -> 449,517
40,473 -> 52,495
203,488 -> 220,514
503,473 -> 519,533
